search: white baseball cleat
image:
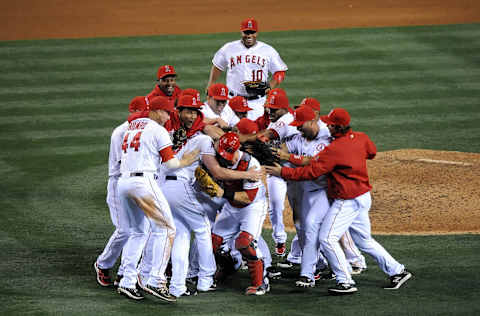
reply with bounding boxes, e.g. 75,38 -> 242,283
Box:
384,270 -> 412,290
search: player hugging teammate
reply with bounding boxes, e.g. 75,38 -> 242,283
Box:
93,17 -> 412,302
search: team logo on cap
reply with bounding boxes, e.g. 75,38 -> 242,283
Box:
164,65 -> 170,72
221,88 -> 226,96
248,20 -> 253,28
192,96 -> 197,105
269,96 -> 275,104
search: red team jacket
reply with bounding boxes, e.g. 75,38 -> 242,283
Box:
281,130 -> 377,200
146,85 -> 182,103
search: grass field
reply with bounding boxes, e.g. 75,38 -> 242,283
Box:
1,23 -> 480,315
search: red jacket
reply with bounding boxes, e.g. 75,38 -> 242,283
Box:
281,130 -> 376,199
146,85 -> 182,103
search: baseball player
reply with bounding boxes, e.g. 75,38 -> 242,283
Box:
210,132 -> 270,295
116,96 -> 199,302
206,18 -> 288,121
202,83 -> 239,129
146,65 -> 182,103
228,96 -> 252,121
94,96 -> 148,288
265,108 -> 412,295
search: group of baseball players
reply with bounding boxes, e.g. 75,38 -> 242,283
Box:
93,17 -> 412,302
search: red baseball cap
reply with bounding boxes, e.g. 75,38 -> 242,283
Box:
128,96 -> 148,113
299,97 -> 321,111
217,132 -> 240,162
236,118 -> 259,134
322,108 -> 351,126
265,94 -> 289,109
149,96 -> 174,112
157,65 -> 176,80
228,96 -> 252,112
240,18 -> 258,32
179,88 -> 204,105
267,88 -> 287,98
290,106 -> 316,126
208,83 -> 229,101
177,95 -> 202,109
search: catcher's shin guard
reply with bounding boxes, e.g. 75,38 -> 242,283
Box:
212,233 -> 223,253
247,259 -> 264,287
235,231 -> 258,261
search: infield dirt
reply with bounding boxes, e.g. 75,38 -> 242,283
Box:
2,1 -> 479,234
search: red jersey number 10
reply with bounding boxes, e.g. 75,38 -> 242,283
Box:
122,132 -> 143,153
251,69 -> 263,82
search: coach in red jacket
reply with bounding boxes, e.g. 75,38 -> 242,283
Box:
265,108 -> 412,295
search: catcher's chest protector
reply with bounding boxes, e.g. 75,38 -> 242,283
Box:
223,153 -> 251,192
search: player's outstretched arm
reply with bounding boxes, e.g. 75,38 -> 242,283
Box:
206,66 -> 223,94
202,154 -> 263,181
163,148 -> 200,170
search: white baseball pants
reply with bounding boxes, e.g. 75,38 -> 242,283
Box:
246,96 -> 266,121
117,173 -> 175,289
267,175 -> 288,245
319,191 -> 404,285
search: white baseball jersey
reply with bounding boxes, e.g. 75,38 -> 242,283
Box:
201,103 -> 240,127
285,120 -> 331,190
120,118 -> 173,175
267,112 -> 299,142
212,40 -> 288,96
108,121 -> 129,177
163,132 -> 214,183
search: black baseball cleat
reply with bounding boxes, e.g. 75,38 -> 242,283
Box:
93,262 -> 113,287
328,283 -> 358,295
266,266 -> 282,280
144,284 -> 177,302
276,259 -> 299,269
117,286 -> 144,300
295,276 -> 315,288
316,269 -> 336,281
384,270 -> 412,290
351,266 -> 366,275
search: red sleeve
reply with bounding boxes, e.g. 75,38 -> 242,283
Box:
245,188 -> 259,202
365,135 -> 377,160
273,71 -> 286,84
159,146 -> 175,162
281,148 -> 336,181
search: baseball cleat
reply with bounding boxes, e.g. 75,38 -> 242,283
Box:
328,283 -> 358,295
136,274 -> 148,291
316,269 -> 336,281
117,286 -> 144,300
351,266 -> 367,275
384,270 -> 412,290
175,288 -> 198,298
266,266 -> 282,280
276,259 -> 299,269
295,276 -> 315,288
198,282 -> 217,292
245,282 -> 270,296
274,243 -> 286,257
144,284 -> 177,302
113,274 -> 123,288
93,262 -> 113,287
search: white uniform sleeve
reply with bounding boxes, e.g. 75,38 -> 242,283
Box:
269,113 -> 297,141
220,105 -> 240,127
243,157 -> 262,190
212,43 -> 229,71
155,125 -> 173,154
285,135 -> 301,155
268,47 -> 288,74
201,137 -> 216,158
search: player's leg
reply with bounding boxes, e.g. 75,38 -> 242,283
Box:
298,189 -> 329,286
318,198 -> 360,294
95,177 -> 130,286
348,192 -> 410,289
280,182 -> 304,267
340,229 -> 367,274
168,217 -> 191,297
267,175 -> 288,256
236,200 -> 269,295
191,213 -> 216,292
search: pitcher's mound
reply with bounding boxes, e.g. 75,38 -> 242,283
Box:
265,149 -> 480,235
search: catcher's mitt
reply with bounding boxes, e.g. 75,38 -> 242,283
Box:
194,166 -> 221,197
243,80 -> 270,96
241,139 -> 280,166
172,127 -> 187,151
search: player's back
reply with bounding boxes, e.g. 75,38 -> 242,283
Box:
120,118 -> 172,175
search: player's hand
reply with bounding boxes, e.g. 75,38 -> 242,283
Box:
244,168 -> 264,182
215,118 -> 229,129
272,147 -> 290,161
263,163 -> 282,177
180,149 -> 200,167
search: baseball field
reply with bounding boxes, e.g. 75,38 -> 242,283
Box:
1,1 -> 480,315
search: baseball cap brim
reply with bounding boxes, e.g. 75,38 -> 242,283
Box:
218,149 -> 235,162
289,120 -> 306,127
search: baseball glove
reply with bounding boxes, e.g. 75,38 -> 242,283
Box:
194,166 -> 221,197
241,139 -> 280,166
243,80 -> 270,96
172,127 -> 187,151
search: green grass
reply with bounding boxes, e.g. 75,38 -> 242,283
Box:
1,23 -> 480,315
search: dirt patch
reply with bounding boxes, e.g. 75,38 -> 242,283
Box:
264,149 -> 480,234
1,1 -> 480,40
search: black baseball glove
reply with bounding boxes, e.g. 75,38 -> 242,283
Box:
243,80 -> 270,96
241,139 -> 280,166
